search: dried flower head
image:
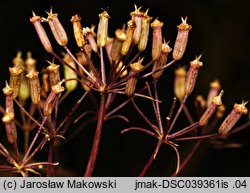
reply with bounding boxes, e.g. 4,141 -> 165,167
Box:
130,5 -> 144,45
44,83 -> 65,116
125,58 -> 144,96
121,20 -> 136,56
30,11 -> 53,53
63,53 -> 78,92
110,28 -> 127,63
71,14 -> 85,48
151,18 -> 164,61
105,37 -> 114,63
138,10 -> 152,52
174,67 -> 187,100
216,104 -> 226,118
2,110 -> 17,144
152,40 -> 172,79
218,101 -> 248,135
47,60 -> 61,87
97,10 -> 110,47
42,69 -> 50,93
184,55 -> 203,96
115,61 -> 128,78
25,52 -> 37,73
199,90 -> 223,126
83,26 -> 98,53
207,80 -> 221,107
3,81 -> 14,114
26,71 -> 41,104
12,51 -> 24,68
173,17 -> 192,60
46,8 -> 68,46
9,66 -> 23,98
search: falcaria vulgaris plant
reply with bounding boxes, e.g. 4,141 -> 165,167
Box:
0,5 -> 249,176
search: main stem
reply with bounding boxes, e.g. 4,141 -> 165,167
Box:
84,94 -> 106,176
47,140 -> 54,177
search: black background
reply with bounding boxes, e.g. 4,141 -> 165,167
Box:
0,0 -> 249,176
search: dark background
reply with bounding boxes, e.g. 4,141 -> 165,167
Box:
0,0 -> 249,176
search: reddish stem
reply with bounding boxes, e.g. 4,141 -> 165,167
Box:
47,140 -> 54,177
171,142 -> 201,177
139,140 -> 162,177
84,94 -> 106,176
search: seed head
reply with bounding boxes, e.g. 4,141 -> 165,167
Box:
30,11 -> 53,53
110,28 -> 126,63
218,101 -> 248,135
47,60 -> 61,87
63,54 -> 78,92
71,14 -> 86,47
2,110 -> 17,144
199,90 -> 223,126
152,40 -> 172,79
207,80 -> 221,107
121,20 -> 136,55
41,69 -> 50,93
25,52 -> 37,73
12,51 -> 24,68
83,26 -> 98,53
9,66 -> 23,98
151,18 -> 164,61
184,55 -> 203,96
115,61 -> 128,78
174,67 -> 187,100
125,58 -> 144,96
46,8 -> 68,46
105,37 -> 114,63
130,5 -> 144,45
138,10 -> 152,52
26,71 -> 41,104
216,105 -> 226,118
97,10 -> 110,47
44,83 -> 65,116
173,17 -> 192,60
3,81 -> 14,114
